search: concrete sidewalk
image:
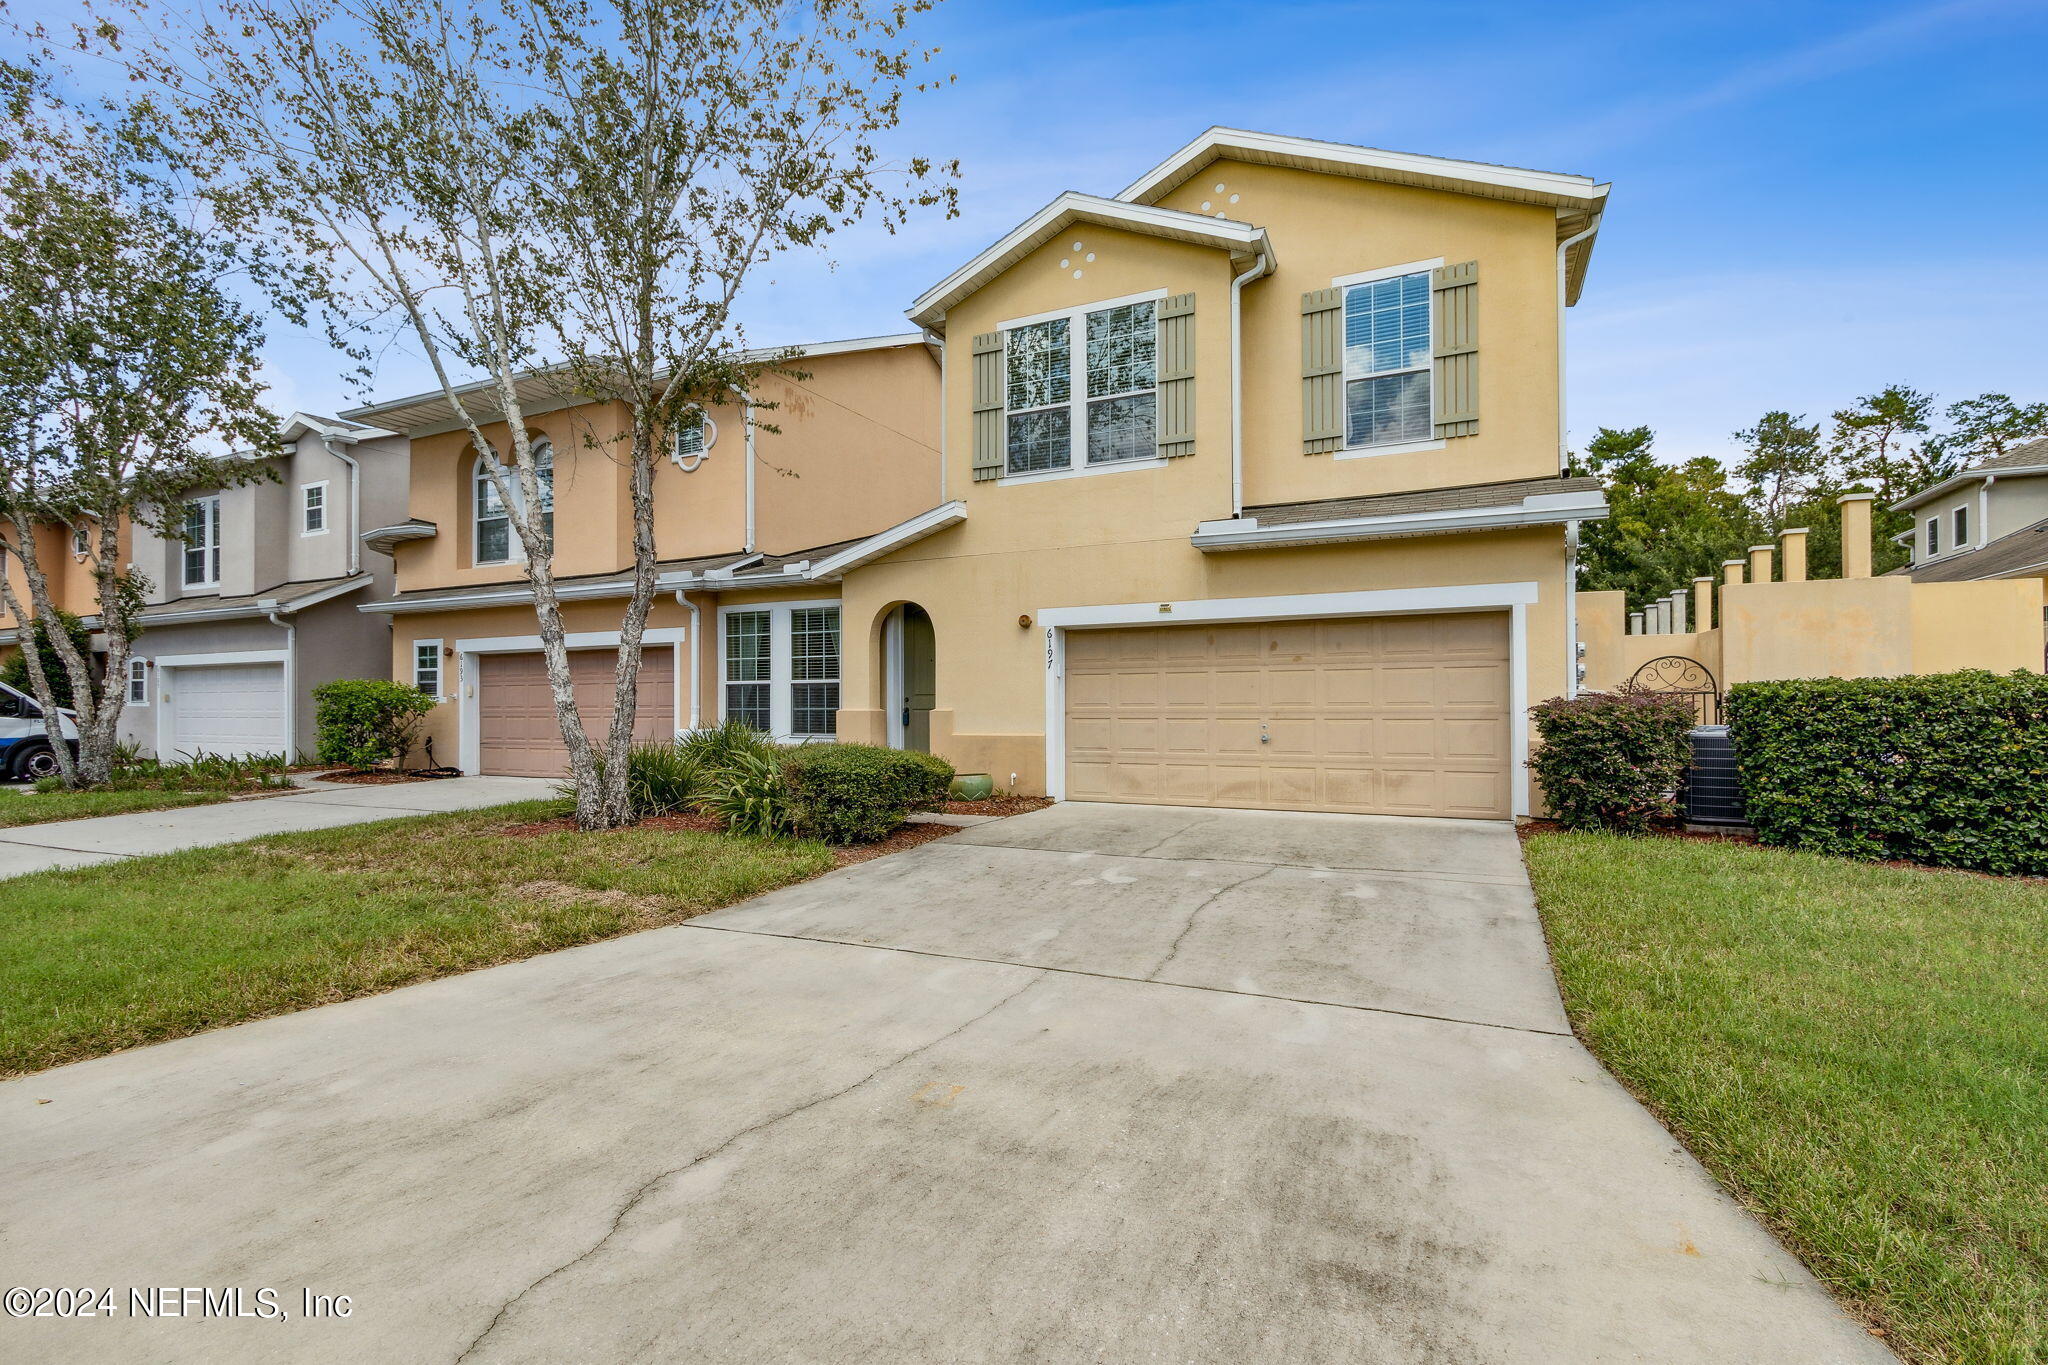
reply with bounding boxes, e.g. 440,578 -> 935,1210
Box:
0,775 -> 560,878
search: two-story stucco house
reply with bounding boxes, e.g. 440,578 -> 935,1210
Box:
358,130 -> 1612,821
352,335 -> 945,777
1893,435 -> 2048,588
118,413 -> 410,759
813,128 -> 1609,820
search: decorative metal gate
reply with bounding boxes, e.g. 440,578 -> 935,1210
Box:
1628,655 -> 1722,725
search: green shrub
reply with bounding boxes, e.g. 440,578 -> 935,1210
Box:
702,748 -> 795,838
1529,690 -> 1696,833
312,679 -> 437,771
2,610 -> 95,709
783,743 -> 954,844
622,741 -> 704,816
1725,670 -> 2048,874
677,717 -> 781,770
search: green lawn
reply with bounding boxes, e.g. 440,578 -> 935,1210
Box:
0,799 -> 833,1078
1525,832 -> 2047,1365
0,787 -> 237,826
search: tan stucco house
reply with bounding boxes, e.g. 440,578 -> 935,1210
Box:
354,129 -> 1618,820
351,336 -> 946,776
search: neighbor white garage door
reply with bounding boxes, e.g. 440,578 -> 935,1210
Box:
163,662 -> 288,759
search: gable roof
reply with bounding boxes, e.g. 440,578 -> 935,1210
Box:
905,193 -> 1271,329
1116,128 -> 1610,303
1893,435 -> 2048,512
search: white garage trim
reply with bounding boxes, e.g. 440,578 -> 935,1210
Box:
452,627 -> 688,776
153,650 -> 291,761
1039,583 -> 1538,817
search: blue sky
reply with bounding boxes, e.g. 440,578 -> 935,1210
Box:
21,0 -> 2048,465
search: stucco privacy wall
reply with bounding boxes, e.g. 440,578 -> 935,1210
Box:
1152,160 -> 1565,507
835,527 -> 1571,797
1578,577 -> 2041,690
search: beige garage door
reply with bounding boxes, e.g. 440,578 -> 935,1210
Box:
1063,613 -> 1511,819
477,648 -> 676,778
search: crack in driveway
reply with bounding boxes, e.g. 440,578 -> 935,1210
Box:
451,973 -> 1044,1362
1142,864 -> 1279,979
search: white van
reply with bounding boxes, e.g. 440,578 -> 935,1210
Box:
0,682 -> 80,781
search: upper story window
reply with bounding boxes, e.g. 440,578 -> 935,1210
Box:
1925,517 -> 1940,558
672,410 -> 717,468
182,496 -> 222,590
1954,505 -> 1969,548
71,524 -> 89,558
1004,294 -> 1158,478
474,440 -> 554,565
302,481 -> 328,535
1342,270 -> 1432,449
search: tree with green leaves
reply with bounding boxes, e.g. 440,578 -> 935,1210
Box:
1930,392 -> 2048,468
1829,384 -> 1938,501
123,0 -> 957,829
1570,426 -> 1761,610
0,607 -> 93,710
1733,410 -> 1828,524
0,60 -> 276,787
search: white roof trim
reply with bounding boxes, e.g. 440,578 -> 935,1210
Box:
808,501 -> 966,579
146,575 -> 374,626
1191,489 -> 1608,552
1117,127 -> 1608,209
907,193 -> 1269,328
1893,464 -> 2048,513
734,332 -> 925,364
360,520 -> 438,555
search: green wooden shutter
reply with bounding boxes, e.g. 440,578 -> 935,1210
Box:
971,330 -> 1005,482
1156,293 -> 1195,459
1301,287 -> 1344,454
1432,260 -> 1478,437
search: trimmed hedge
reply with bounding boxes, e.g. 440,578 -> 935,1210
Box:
1725,670 -> 2048,875
783,743 -> 954,844
1529,690 -> 1696,833
312,679 -> 436,770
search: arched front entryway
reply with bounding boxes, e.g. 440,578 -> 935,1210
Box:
881,603 -> 936,751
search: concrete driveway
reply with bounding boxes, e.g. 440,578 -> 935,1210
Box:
0,803 -> 1891,1363
0,775 -> 560,878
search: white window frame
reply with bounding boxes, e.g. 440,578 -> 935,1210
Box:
473,440 -> 553,566
301,480 -> 329,536
1953,504 -> 1969,548
127,657 -> 148,705
997,288 -> 1169,485
71,523 -> 90,558
1926,517 -> 1940,558
182,495 -> 222,590
413,638 -> 443,700
716,598 -> 842,742
1332,258 -> 1446,461
671,409 -> 718,469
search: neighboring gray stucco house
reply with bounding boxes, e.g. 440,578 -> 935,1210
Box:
116,413 -> 411,760
1893,435 -> 2048,582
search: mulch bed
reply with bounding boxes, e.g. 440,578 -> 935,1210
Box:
313,769 -> 463,785
494,810 -> 963,865
941,795 -> 1052,817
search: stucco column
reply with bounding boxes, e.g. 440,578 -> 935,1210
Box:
1838,493 -> 1875,578
1693,577 -> 1714,632
1628,610 -> 1643,636
1779,527 -> 1809,582
1668,589 -> 1687,634
1747,544 -> 1773,583
1720,559 -> 1745,631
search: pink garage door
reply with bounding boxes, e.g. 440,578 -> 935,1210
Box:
476,648 -> 676,778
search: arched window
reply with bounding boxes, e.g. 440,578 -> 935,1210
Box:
474,439 -> 554,565
672,410 -> 717,468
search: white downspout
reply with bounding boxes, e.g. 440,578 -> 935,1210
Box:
318,436 -> 362,576
1229,246 -> 1273,517
741,395 -> 757,554
266,608 -> 297,759
1564,521 -> 1582,697
1554,211 -> 1603,473
1980,474 -> 1995,546
676,589 -> 701,729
